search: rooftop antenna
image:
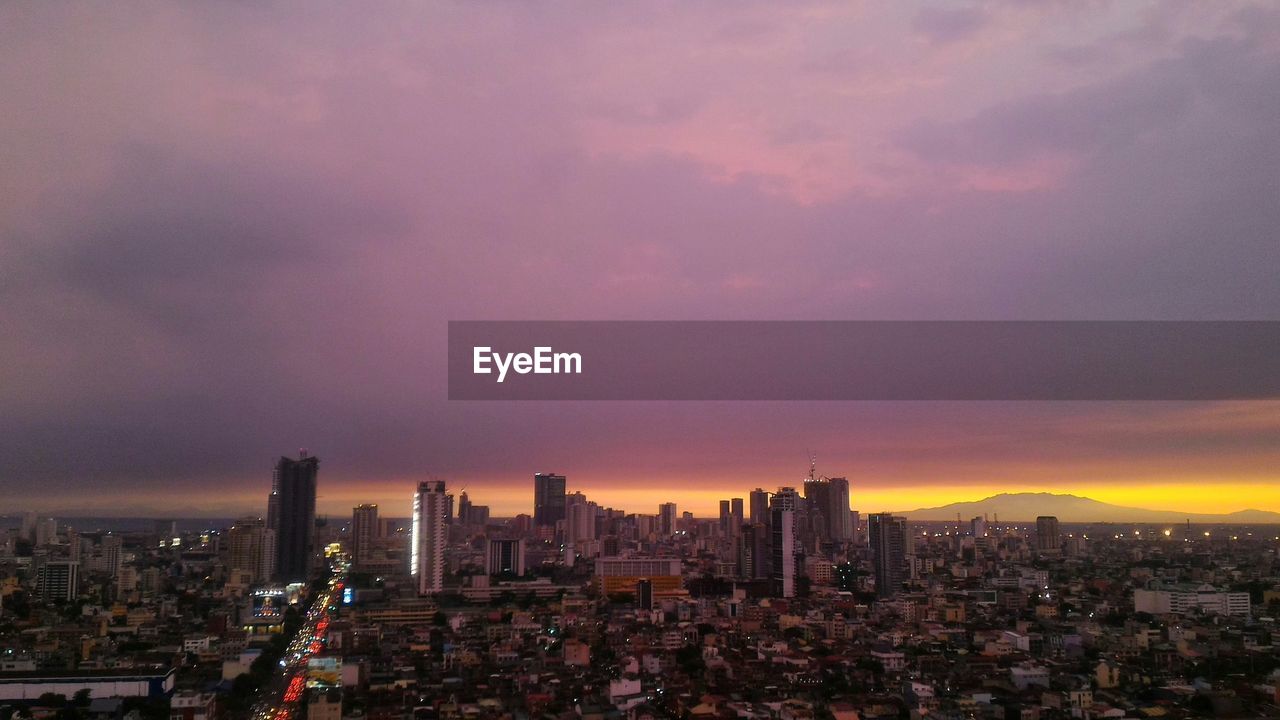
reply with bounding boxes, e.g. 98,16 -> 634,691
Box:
807,450 -> 817,482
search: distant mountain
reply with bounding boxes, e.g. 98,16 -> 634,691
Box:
896,492 -> 1280,523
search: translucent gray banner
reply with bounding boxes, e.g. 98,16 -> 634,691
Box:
447,321 -> 1280,400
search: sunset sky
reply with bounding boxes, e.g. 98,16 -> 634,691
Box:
1,3 -> 1278,518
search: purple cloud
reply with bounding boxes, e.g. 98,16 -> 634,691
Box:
0,2 -> 1277,513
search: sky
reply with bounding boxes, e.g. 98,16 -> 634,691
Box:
1,2 -> 1278,519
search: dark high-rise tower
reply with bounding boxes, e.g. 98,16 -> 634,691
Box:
869,513 -> 907,599
1036,516 -> 1061,554
658,502 -> 678,537
803,479 -> 833,540
273,453 -> 318,582
533,473 -> 567,527
828,477 -> 852,542
351,504 -> 378,566
770,508 -> 795,598
457,492 -> 472,525
748,488 -> 770,526
738,523 -> 769,580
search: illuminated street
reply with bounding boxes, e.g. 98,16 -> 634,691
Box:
251,559 -> 347,720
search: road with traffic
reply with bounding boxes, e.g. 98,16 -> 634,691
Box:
250,560 -> 348,720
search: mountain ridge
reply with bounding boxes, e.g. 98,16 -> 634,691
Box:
895,492 -> 1280,523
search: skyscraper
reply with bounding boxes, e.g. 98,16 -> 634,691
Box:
101,534 -> 123,578
228,516 -> 276,583
1036,516 -> 1061,553
566,500 -> 597,545
869,513 -> 907,598
749,488 -> 770,525
771,486 -> 801,512
739,523 -> 769,580
412,480 -> 448,595
351,504 -> 379,565
770,508 -> 795,598
828,477 -> 852,542
658,502 -> 678,537
803,479 -> 832,540
457,492 -> 472,525
273,453 -> 319,582
730,498 -> 744,538
718,500 -> 732,537
266,484 -> 280,533
533,473 -> 567,527
970,515 -> 988,538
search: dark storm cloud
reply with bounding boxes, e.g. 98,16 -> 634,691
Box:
29,152 -> 385,326
0,147 -> 412,488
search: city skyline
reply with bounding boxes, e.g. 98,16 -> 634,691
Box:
2,3 -> 1277,718
10,466 -> 1280,524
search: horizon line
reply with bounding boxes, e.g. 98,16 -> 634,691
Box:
5,490 -> 1278,524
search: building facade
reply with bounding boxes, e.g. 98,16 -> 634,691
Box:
272,453 -> 319,582
533,473 -> 567,527
870,513 -> 907,599
412,480 -> 448,595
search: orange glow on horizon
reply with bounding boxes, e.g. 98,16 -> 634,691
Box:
9,475 -> 1276,520
309,477 -> 1279,519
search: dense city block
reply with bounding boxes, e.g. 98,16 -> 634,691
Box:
2,457 -> 1279,720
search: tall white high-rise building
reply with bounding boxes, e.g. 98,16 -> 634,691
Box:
412,481 -> 448,595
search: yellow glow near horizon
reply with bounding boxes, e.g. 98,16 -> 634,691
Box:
314,479 -> 1280,518
11,476 -> 1277,520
